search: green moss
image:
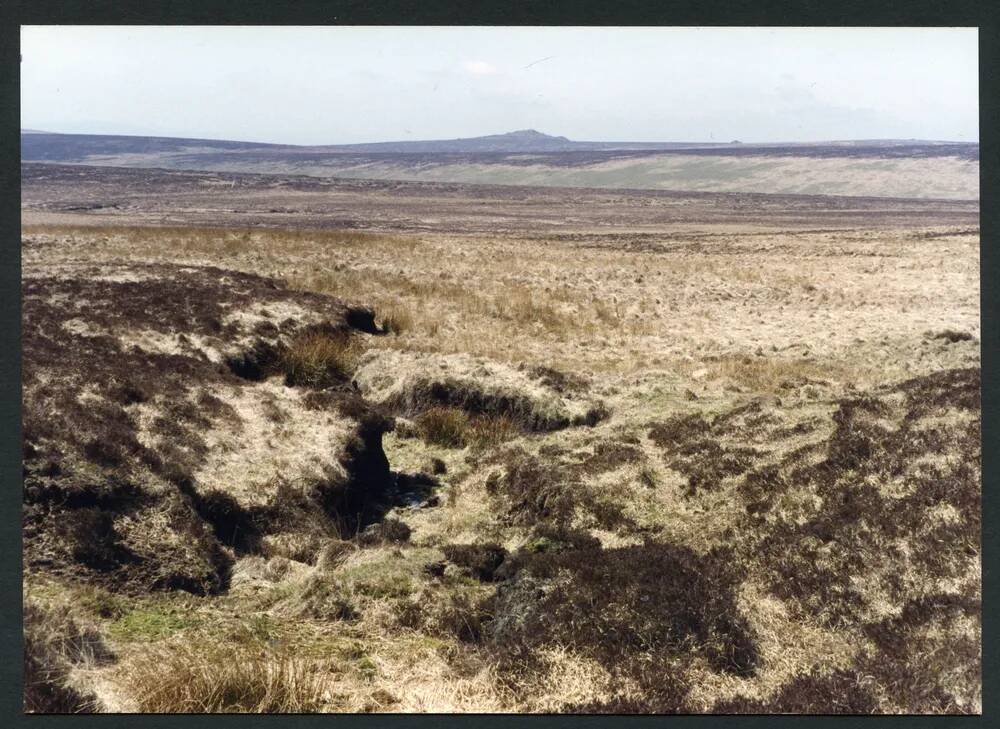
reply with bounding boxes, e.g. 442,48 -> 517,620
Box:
337,547 -> 441,602
356,655 -> 379,681
109,607 -> 199,641
525,536 -> 557,553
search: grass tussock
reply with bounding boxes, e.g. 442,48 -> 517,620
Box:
501,286 -> 572,333
928,328 -> 976,343
416,407 -> 470,448
414,405 -> 519,450
468,414 -> 520,449
281,330 -> 359,387
378,303 -> 414,336
441,543 -> 508,582
24,598 -> 112,713
128,644 -> 328,713
699,355 -> 844,393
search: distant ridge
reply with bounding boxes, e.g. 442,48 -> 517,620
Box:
19,130 -> 979,200
20,128 -> 977,156
315,129 -> 739,153
335,129 -> 576,153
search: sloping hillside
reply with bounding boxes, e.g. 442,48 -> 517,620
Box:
22,131 -> 980,199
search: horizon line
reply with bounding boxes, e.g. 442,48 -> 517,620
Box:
19,127 -> 979,148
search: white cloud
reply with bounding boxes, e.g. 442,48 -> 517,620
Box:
463,60 -> 496,75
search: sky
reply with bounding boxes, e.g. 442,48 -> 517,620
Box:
20,26 -> 979,145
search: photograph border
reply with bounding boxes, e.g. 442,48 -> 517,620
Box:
1,1 -> 995,726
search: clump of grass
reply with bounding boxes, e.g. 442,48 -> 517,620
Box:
378,303 -> 414,335
468,414 -> 520,449
701,355 -> 843,394
638,465 -> 659,488
24,598 -> 111,713
416,406 -> 470,448
424,319 -> 442,337
221,230 -> 254,257
399,590 -> 486,643
281,330 -> 358,388
505,287 -> 570,332
234,614 -> 282,645
928,329 -> 975,343
284,574 -> 359,621
129,644 -> 328,713
592,299 -> 622,329
442,543 -> 508,582
358,517 -> 412,545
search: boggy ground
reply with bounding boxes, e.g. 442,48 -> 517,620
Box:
21,175 -> 980,713
21,163 -> 979,234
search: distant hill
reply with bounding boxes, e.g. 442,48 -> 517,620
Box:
20,132 -> 287,161
20,130 -> 980,199
328,129 -> 726,153
336,128 -> 576,152
18,128 -> 730,158
24,129 -> 979,158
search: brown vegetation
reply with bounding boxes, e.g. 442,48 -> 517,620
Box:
128,645 -> 328,712
416,407 -> 470,448
281,329 -> 359,387
20,172 -> 980,714
24,599 -> 111,713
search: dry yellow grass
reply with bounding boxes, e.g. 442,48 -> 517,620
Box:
468,414 -> 520,450
23,596 -> 109,713
694,354 -> 850,393
21,213 -> 980,714
377,302 -> 415,335
22,221 -> 979,385
281,330 -> 359,387
416,407 -> 470,448
128,645 -> 327,713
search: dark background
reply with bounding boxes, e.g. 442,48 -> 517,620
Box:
1,1 -> 995,727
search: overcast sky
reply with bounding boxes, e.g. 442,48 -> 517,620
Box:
21,26 -> 978,145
